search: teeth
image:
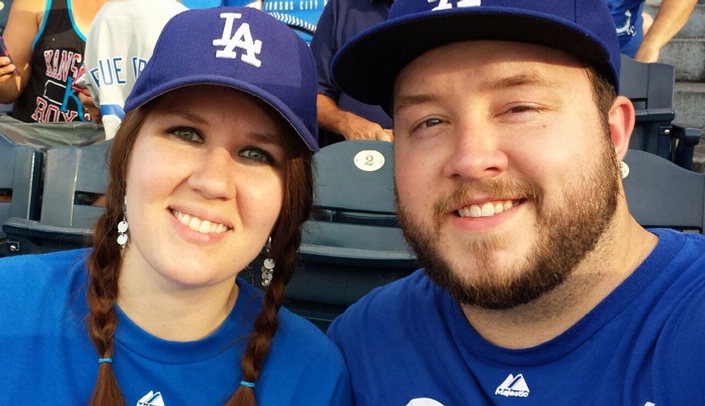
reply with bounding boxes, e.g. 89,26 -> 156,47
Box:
457,200 -> 517,218
172,210 -> 229,234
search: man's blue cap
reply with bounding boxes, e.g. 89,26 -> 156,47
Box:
331,0 -> 621,109
125,7 -> 319,152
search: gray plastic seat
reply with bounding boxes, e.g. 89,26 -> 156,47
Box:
619,55 -> 700,170
622,149 -> 705,233
271,141 -> 418,330
2,139 -> 111,255
0,133 -> 42,247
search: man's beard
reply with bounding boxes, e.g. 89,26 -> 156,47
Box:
396,138 -> 620,310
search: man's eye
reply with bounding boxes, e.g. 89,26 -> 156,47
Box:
240,148 -> 272,163
421,118 -> 442,128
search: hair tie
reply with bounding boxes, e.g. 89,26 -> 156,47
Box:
240,381 -> 255,388
98,357 -> 113,364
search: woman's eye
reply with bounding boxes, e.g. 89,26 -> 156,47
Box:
240,148 -> 272,163
169,127 -> 203,142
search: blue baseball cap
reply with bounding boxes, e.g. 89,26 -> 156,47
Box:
124,7 -> 319,152
331,0 -> 621,110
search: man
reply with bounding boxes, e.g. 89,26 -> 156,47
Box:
310,0 -> 393,146
326,0 -> 705,405
607,0 -> 697,62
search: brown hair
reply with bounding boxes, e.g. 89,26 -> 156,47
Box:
86,95 -> 314,406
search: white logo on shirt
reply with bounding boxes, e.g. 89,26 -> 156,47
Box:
137,391 -> 165,406
406,398 -> 446,406
495,373 -> 530,398
427,0 -> 480,11
213,12 -> 263,67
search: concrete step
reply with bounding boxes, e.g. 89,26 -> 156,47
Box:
674,82 -> 705,128
659,38 -> 705,82
644,4 -> 705,39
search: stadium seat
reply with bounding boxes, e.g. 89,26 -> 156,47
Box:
268,141 -> 417,330
619,55 -> 701,170
622,149 -> 705,233
1,140 -> 111,255
0,134 -> 42,254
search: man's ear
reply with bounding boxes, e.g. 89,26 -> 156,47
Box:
608,95 -> 635,162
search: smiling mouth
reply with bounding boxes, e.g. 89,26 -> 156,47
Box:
171,209 -> 231,234
457,200 -> 520,218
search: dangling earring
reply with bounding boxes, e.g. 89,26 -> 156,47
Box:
117,196 -> 129,249
620,161 -> 629,179
261,237 -> 275,287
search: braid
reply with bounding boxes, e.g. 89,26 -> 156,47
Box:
86,210 -> 126,406
226,132 -> 314,406
85,108 -> 147,406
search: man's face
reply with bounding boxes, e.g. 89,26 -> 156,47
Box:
393,40 -> 621,310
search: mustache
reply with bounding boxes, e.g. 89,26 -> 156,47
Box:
433,178 -> 543,218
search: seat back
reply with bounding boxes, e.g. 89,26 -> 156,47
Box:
277,141 -> 417,330
0,134 -> 42,239
622,149 -> 705,233
2,140 -> 111,255
619,55 -> 700,169
39,140 -> 111,229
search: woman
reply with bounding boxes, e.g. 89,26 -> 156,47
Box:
0,7 -> 351,405
0,0 -> 111,122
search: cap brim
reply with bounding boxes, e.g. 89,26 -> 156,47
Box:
332,8 -> 616,111
125,75 -> 319,153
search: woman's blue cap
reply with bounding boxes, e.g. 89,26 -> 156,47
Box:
331,0 -> 621,110
125,7 -> 319,152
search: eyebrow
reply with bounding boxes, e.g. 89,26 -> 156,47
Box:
479,69 -> 560,93
159,105 -> 284,146
394,69 -> 560,114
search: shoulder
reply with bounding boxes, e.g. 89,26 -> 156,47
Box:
259,307 -> 353,404
0,248 -> 90,280
275,306 -> 346,366
0,249 -> 90,298
328,269 -> 435,339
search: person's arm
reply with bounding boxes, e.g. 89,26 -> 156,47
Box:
317,94 -> 393,141
635,0 -> 697,62
0,0 -> 44,103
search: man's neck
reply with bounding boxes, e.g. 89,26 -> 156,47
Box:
461,212 -> 658,349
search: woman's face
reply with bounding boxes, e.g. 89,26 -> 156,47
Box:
120,85 -> 286,291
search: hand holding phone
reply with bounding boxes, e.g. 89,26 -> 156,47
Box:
0,36 -> 13,65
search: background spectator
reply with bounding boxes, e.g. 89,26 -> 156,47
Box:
75,0 -> 187,139
607,0 -> 697,62
310,0 -> 393,146
0,0 -> 110,122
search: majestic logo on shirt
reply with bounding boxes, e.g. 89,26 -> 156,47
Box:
137,391 -> 165,406
213,12 -> 263,67
495,373 -> 530,398
427,0 -> 480,11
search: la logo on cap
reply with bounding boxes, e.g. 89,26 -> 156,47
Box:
429,0 -> 480,11
213,12 -> 263,67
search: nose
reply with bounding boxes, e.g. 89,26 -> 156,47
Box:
187,146 -> 237,200
441,121 -> 508,180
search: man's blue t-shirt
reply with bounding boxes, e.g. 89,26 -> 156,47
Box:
329,229 -> 705,405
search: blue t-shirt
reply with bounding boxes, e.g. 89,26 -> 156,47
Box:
606,0 -> 645,57
328,229 -> 705,405
0,249 -> 352,405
